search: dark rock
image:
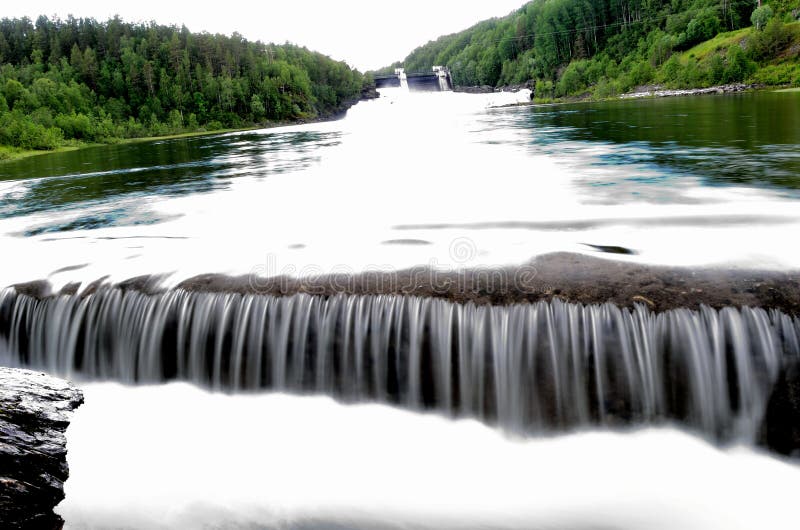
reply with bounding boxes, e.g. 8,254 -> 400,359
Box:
453,85 -> 495,94
9,280 -> 51,299
360,85 -> 380,100
495,81 -> 535,94
0,367 -> 84,529
760,359 -> 800,457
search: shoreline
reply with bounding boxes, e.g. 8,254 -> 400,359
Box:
0,91 -> 379,164
0,127 -> 264,164
486,82 -> 791,109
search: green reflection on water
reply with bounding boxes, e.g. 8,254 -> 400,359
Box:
523,91 -> 800,190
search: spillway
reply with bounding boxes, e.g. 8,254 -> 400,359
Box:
2,287 -> 797,444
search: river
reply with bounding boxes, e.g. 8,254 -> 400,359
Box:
2,89 -> 800,529
1,88 -> 799,289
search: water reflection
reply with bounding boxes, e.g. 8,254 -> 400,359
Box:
486,91 -> 800,196
0,130 -> 342,232
1,90 -> 800,281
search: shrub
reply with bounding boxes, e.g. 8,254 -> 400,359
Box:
55,112 -> 95,141
706,54 -> 726,84
751,63 -> 800,85
659,55 -> 683,85
534,79 -> 554,100
593,78 -> 621,98
0,112 -> 64,150
679,57 -> 705,87
628,60 -> 655,86
556,60 -> 587,96
724,45 -> 757,83
748,18 -> 792,59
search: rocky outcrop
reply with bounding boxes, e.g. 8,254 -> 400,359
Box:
453,85 -> 496,94
620,83 -> 760,99
453,81 -> 533,96
1,367 -> 83,529
360,84 -> 380,100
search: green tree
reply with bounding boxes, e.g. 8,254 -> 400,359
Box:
751,4 -> 774,30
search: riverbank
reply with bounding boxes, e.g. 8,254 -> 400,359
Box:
0,144 -> 85,163
0,89 -> 380,165
619,83 -> 761,99
0,127 -> 268,164
486,82 -> 782,109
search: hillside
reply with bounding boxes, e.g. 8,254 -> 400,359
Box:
0,16 -> 370,157
377,0 -> 800,98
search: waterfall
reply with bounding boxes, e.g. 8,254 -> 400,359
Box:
1,287 -> 798,442
396,68 -> 408,91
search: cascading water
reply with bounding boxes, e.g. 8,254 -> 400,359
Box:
1,286 -> 798,443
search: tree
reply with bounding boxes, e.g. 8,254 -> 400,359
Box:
250,94 -> 265,119
751,4 -> 774,30
0,15 -> 366,150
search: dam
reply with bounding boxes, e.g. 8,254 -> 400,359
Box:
374,66 -> 453,91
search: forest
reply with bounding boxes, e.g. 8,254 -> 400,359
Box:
0,16 -> 369,154
378,0 -> 800,99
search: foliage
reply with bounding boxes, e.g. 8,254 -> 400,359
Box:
752,5 -> 775,30
0,16 -> 366,150
748,18 -> 793,58
377,0 -> 800,98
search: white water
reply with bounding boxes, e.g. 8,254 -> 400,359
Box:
2,89 -> 800,292
2,88 -> 799,529
59,383 -> 800,530
3,288 -> 798,443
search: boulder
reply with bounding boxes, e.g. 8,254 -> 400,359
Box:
1,367 -> 83,529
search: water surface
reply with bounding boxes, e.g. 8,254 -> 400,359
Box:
1,89 -> 799,288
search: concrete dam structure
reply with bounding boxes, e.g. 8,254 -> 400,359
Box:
375,66 -> 453,92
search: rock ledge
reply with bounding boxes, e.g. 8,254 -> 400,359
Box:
1,367 -> 83,529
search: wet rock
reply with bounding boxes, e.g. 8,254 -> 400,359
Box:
0,367 -> 84,528
453,85 -> 495,94
760,359 -> 800,457
360,84 -> 380,100
620,83 -> 760,99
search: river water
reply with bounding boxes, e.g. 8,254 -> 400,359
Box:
2,89 -> 800,528
1,88 -> 799,290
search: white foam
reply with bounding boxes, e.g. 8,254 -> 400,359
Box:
60,383 -> 800,529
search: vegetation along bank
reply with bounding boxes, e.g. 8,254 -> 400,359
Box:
0,16 -> 374,160
376,0 -> 800,101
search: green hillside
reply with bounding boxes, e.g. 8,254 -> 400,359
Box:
0,16 -> 369,157
377,0 -> 800,99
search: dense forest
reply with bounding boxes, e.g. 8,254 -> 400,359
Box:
378,0 -> 800,98
0,16 -> 369,155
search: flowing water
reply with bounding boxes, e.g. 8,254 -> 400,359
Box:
1,288 -> 798,443
1,89 -> 800,288
57,383 -> 800,530
2,89 -> 800,527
